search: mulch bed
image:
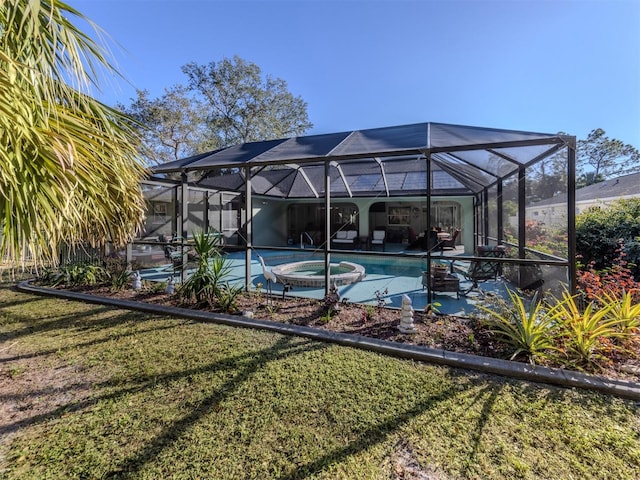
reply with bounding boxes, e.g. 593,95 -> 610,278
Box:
57,284 -> 640,383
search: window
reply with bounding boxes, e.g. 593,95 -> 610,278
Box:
388,206 -> 410,225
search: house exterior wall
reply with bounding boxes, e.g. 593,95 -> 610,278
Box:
252,195 -> 475,252
526,193 -> 640,228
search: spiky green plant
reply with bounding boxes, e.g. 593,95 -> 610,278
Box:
109,269 -> 133,291
178,230 -> 231,304
477,290 -> 558,363
216,282 -> 244,313
190,229 -> 224,264
0,1 -> 147,267
598,289 -> 640,335
549,290 -> 626,369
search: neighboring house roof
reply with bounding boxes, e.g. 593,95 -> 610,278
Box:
530,172 -> 640,208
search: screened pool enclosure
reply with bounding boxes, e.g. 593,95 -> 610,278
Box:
127,122 -> 576,311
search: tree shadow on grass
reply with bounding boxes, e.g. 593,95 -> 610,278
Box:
103,335 -> 327,478
0,321 -> 180,364
0,305 -> 127,341
273,375 -> 505,480
460,383 -> 503,478
1,335 -> 325,444
276,383 -> 462,479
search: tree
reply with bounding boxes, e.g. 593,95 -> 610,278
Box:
577,128 -> 640,186
119,86 -> 208,166
182,56 -> 313,146
120,56 -> 313,164
0,0 -> 146,266
526,152 -> 569,202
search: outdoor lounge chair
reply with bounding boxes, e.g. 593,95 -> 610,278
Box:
454,244 -> 506,296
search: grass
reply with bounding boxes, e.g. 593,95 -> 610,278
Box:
1,282 -> 639,479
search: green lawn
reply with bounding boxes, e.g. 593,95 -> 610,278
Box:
1,283 -> 639,479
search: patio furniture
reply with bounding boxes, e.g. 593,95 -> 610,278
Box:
454,244 -> 507,296
421,269 -> 460,299
440,229 -> 460,250
370,229 -> 386,251
406,230 -> 442,251
357,235 -> 370,250
331,230 -> 358,249
162,237 -> 185,274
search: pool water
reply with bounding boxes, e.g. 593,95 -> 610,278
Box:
288,265 -> 353,276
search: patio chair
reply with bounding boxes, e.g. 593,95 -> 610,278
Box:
454,245 -> 506,296
440,229 -> 460,250
370,229 -> 386,251
162,238 -> 183,274
428,229 -> 442,252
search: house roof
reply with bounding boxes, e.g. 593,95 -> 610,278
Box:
531,172 -> 640,208
152,122 -> 573,199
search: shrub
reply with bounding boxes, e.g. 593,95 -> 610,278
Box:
577,245 -> 640,303
178,230 -> 231,305
477,290 -> 559,363
576,198 -> 640,280
549,290 -> 628,370
40,261 -> 108,287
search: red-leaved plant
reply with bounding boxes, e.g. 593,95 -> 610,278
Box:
577,242 -> 640,304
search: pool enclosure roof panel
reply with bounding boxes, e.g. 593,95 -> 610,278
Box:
153,122 -> 571,198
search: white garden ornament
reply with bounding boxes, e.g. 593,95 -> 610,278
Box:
132,271 -> 142,290
398,294 -> 416,334
165,276 -> 175,294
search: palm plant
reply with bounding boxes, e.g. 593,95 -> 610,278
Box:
178,230 -> 230,304
477,290 -> 559,363
0,1 -> 147,266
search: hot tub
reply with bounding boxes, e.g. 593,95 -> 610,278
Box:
271,260 -> 365,288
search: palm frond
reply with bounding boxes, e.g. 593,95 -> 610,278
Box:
0,0 -> 146,266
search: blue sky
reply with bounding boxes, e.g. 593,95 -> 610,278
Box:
72,0 -> 640,147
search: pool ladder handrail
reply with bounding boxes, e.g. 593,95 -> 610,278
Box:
300,232 -> 314,249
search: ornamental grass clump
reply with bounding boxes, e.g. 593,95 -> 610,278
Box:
477,290 -> 559,364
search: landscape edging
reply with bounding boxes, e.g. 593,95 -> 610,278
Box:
17,280 -> 640,401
